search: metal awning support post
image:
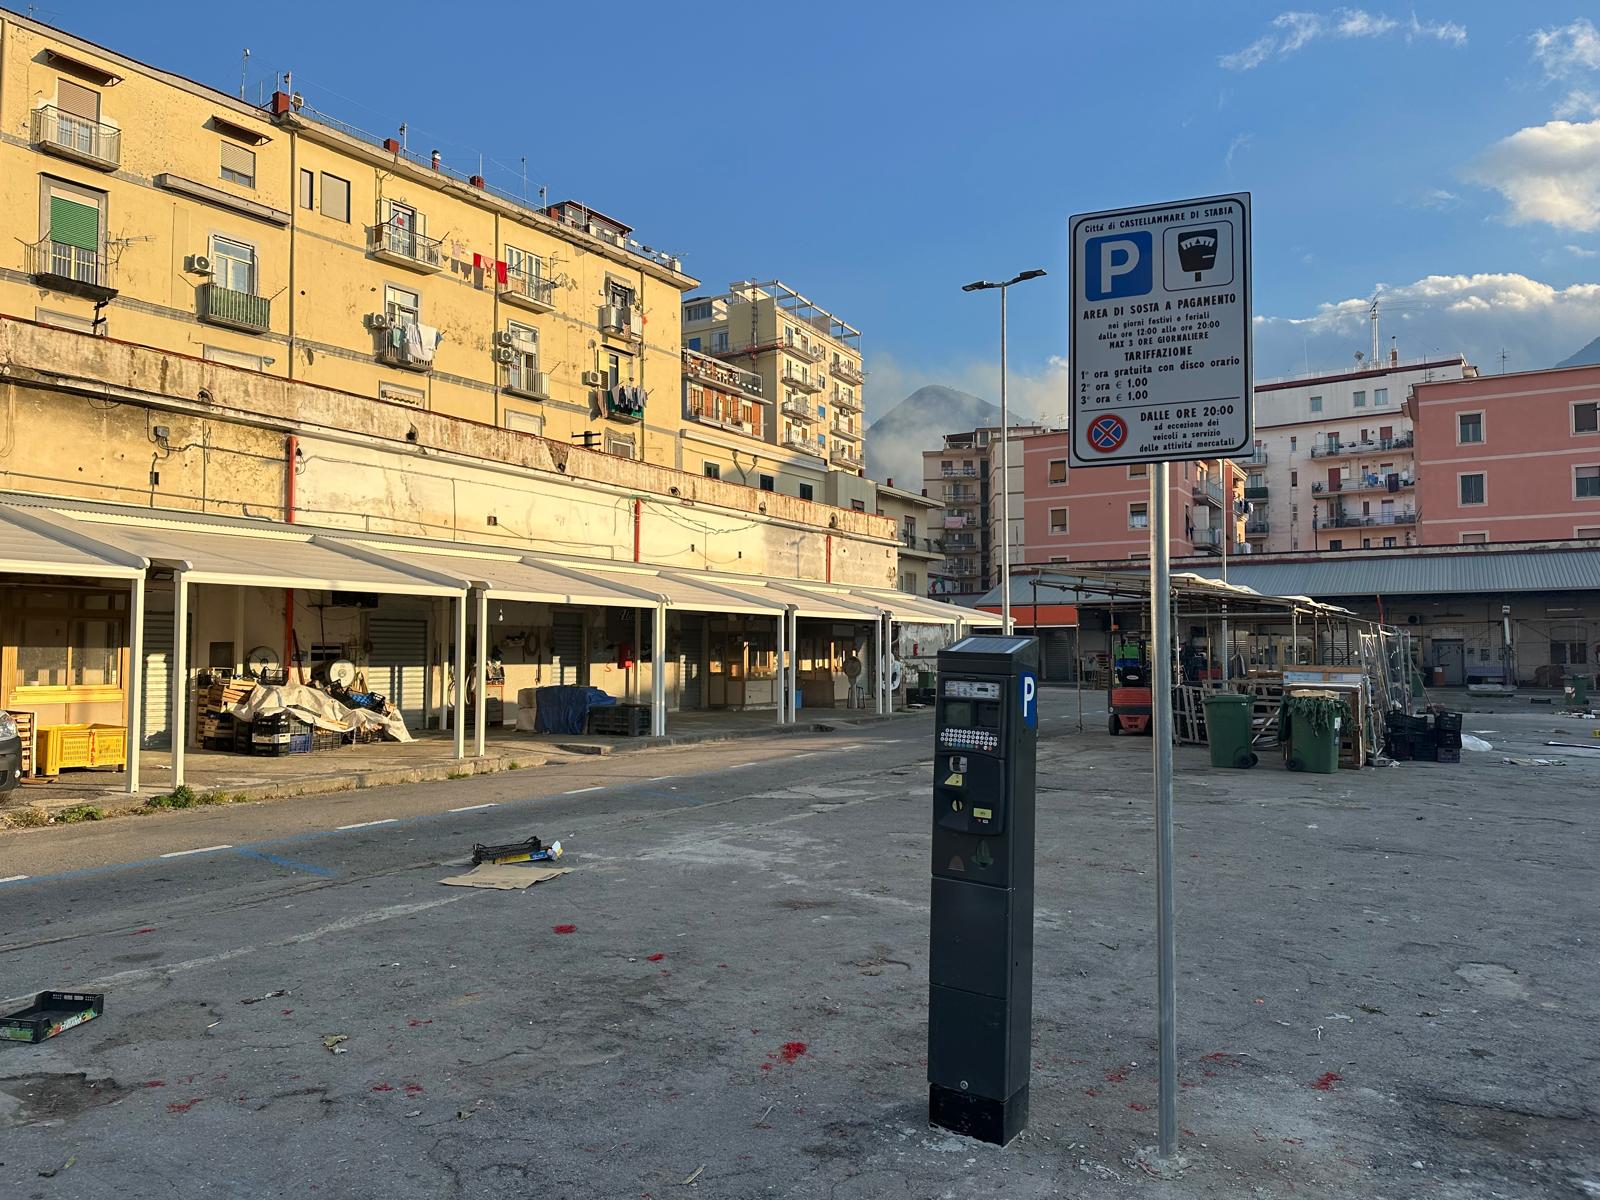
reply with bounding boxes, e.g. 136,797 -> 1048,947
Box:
1291,607 -> 1299,667
473,589 -> 488,758
872,616 -> 885,715
171,571 -> 189,789
651,602 -> 667,736
775,605 -> 786,728
452,594 -> 467,761
127,573 -> 145,794
787,607 -> 799,724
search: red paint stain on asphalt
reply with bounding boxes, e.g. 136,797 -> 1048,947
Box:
646,953 -> 666,962
407,1018 -> 432,1027
759,1063 -> 774,1071
1083,1088 -> 1101,1097
1200,1052 -> 1231,1062
1127,1102 -> 1150,1112
1311,1072 -> 1343,1091
779,1042 -> 808,1063
131,927 -> 157,935
1203,1070 -> 1217,1078
370,1084 -> 394,1093
166,1098 -> 203,1114
280,1009 -> 293,1016
139,1080 -> 166,1088
404,1084 -> 425,1095
1104,1069 -> 1128,1082
552,924 -> 577,935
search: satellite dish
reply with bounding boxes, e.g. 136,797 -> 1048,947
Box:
245,645 -> 281,680
327,659 -> 357,687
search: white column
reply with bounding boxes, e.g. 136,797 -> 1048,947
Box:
452,594 -> 467,761
787,607 -> 799,724
473,589 -> 488,758
171,573 -> 189,788
775,608 -> 786,727
872,617 -> 885,715
651,602 -> 667,736
126,574 -> 145,795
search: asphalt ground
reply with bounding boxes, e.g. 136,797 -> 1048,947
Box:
0,692 -> 1594,1199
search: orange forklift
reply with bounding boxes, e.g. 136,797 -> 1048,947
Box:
1108,633 -> 1153,736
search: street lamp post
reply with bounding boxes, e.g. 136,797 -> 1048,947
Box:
963,269 -> 1046,634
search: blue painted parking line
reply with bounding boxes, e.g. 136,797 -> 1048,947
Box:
234,848 -> 337,877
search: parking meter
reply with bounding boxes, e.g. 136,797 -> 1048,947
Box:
927,634 -> 1038,1145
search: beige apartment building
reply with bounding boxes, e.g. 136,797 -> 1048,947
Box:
681,281 -> 865,498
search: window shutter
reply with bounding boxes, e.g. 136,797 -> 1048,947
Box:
56,80 -> 99,119
49,196 -> 100,250
220,140 -> 255,179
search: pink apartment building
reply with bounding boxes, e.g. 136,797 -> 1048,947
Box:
1410,365 -> 1600,545
1020,431 -> 1244,563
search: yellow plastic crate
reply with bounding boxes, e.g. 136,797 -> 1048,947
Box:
36,724 -> 128,775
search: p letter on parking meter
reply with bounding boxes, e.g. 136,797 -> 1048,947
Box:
927,634 -> 1038,1145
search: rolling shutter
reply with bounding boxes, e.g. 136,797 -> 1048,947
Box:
141,609 -> 173,748
219,140 -> 255,182
367,617 -> 428,729
50,196 -> 99,250
56,79 -> 99,120
551,610 -> 585,686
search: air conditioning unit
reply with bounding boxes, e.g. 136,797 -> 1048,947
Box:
366,312 -> 392,330
494,330 -> 515,347
581,369 -> 602,386
186,254 -> 213,275
528,370 -> 549,396
600,305 -> 625,333
495,346 -> 516,364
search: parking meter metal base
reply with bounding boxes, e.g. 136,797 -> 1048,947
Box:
929,1083 -> 1029,1147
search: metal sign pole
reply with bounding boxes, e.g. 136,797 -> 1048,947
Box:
1150,464 -> 1178,1160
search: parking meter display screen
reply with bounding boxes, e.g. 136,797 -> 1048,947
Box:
943,699 -> 976,727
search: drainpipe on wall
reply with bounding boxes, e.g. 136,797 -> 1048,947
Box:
634,497 -> 642,562
825,532 -> 833,583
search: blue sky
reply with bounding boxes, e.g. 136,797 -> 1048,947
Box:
40,2 -> 1600,432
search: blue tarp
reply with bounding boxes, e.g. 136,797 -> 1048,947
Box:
534,685 -> 618,734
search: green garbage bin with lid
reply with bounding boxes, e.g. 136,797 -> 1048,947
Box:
1282,694 -> 1345,774
1203,693 -> 1257,768
1565,674 -> 1590,707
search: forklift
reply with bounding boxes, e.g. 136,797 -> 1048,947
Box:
1108,633 -> 1153,736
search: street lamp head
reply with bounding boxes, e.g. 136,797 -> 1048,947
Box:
961,280 -> 996,292
1014,268 -> 1047,282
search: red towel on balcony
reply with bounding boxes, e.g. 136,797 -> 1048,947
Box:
496,260 -> 508,285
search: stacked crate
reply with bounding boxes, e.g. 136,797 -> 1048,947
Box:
198,677 -> 255,751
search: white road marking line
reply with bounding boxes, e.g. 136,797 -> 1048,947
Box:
788,752 -> 820,759
335,819 -> 398,831
0,874 -> 29,883
159,845 -> 232,859
448,803 -> 498,813
723,762 -> 755,769
564,786 -> 603,795
646,775 -> 676,782
83,897 -> 469,991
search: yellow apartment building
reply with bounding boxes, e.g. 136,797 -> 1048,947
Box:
680,281 -> 865,496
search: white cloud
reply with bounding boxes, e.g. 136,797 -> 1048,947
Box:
1220,8 -> 1465,69
1416,187 -> 1460,210
1532,18 -> 1600,80
1225,132 -> 1254,171
1253,272 -> 1600,379
1566,244 -> 1598,258
1466,119 -> 1600,232
1554,88 -> 1600,119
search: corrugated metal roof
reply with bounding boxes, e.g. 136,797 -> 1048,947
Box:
1178,549 -> 1600,597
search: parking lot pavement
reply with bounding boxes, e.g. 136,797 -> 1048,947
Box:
0,703 -> 1594,1198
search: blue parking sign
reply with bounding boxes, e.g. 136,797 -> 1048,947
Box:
1084,231 -> 1152,300
1019,671 -> 1037,729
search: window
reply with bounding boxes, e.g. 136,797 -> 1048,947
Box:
1289,435 -> 1298,450
1576,402 -> 1599,434
1048,459 -> 1067,484
1460,532 -> 1488,544
504,410 -> 545,437
703,461 -> 720,480
1382,536 -> 1396,548
1577,526 -> 1600,538
1552,640 -> 1589,666
1458,412 -> 1484,444
798,483 -> 814,501
219,140 -> 256,187
1048,507 -> 1068,534
1353,390 -> 1366,407
1459,473 -> 1486,505
606,352 -> 622,390
504,321 -> 540,393
202,345 -> 265,370
1128,464 -> 1147,479
210,235 -> 256,294
760,474 -> 775,492
605,433 -> 635,459
384,284 -> 420,327
44,181 -> 104,282
851,499 -> 866,512
320,173 -> 350,222
378,381 -> 425,407
685,302 -> 712,322
902,516 -> 916,541
686,337 -> 700,351
299,169 -> 314,209
1375,388 -> 1389,406
1309,395 -> 1323,413
35,307 -> 96,334
1290,469 -> 1299,487
712,330 -> 729,352
1049,555 -> 1070,564
1577,466 -> 1600,498
9,589 -> 127,699
816,403 -> 826,418
1129,502 -> 1149,529
606,279 -> 635,310
1362,538 -> 1372,549
1329,539 -> 1343,550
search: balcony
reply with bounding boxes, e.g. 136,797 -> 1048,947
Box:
1310,433 -> 1414,458
830,442 -> 863,470
1192,478 -> 1224,506
197,283 -> 270,333
1244,485 -> 1269,501
1245,519 -> 1271,536
942,466 -> 979,477
943,487 -> 977,502
1242,449 -> 1268,465
1191,527 -> 1223,552
780,397 -> 816,421
28,238 -> 115,302
604,384 -> 646,424
366,220 -> 443,273
1317,510 -> 1418,529
832,389 -> 863,413
780,366 -> 822,393
499,266 -> 555,313
784,339 -> 826,364
946,560 -> 980,577
944,534 -> 977,550
689,404 -> 759,438
781,432 -> 824,458
31,105 -> 121,170
375,324 -> 435,372
832,360 -> 864,386
684,349 -> 764,398
901,533 -> 943,556
830,418 -> 861,441
1335,475 -> 1415,497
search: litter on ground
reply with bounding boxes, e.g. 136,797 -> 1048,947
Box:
440,864 -> 571,890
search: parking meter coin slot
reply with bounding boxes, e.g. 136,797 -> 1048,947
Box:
935,755 -> 1006,834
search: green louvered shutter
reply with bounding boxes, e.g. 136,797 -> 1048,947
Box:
49,196 -> 99,250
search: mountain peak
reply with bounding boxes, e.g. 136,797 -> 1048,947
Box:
1556,335 -> 1600,370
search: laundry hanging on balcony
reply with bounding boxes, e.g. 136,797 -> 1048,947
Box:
404,322 -> 442,364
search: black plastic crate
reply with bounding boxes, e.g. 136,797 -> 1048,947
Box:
1437,730 -> 1463,750
310,727 -> 345,752
250,713 -> 312,756
1437,746 -> 1461,764
587,704 -> 650,736
0,991 -> 104,1043
1434,712 -> 1463,734
1385,734 -> 1414,761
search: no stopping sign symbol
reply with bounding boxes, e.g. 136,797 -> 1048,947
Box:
1088,414 -> 1128,453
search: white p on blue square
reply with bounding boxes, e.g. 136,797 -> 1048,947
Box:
1084,231 -> 1152,300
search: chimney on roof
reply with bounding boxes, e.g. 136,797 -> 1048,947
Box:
269,90 -> 293,116
1391,347 -> 1399,366
382,137 -> 400,154
886,477 -> 894,489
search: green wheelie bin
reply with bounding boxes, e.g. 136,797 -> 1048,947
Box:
1565,674 -> 1590,708
1282,695 -> 1344,774
1203,693 -> 1257,768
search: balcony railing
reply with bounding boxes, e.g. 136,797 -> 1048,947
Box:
783,339 -> 826,364
780,398 -> 816,421
499,266 -> 555,312
1310,433 -> 1413,458
1244,450 -> 1269,465
901,533 -> 943,554
198,283 -> 270,333
946,560 -> 980,576
1245,520 -> 1271,535
366,220 -> 443,272
1335,475 -> 1415,496
1191,527 -> 1222,550
1317,510 -> 1418,529
943,488 -> 976,502
781,433 -> 824,458
1192,478 -> 1224,505
830,418 -> 861,441
376,324 -> 435,372
31,105 -> 121,170
1244,485 -> 1269,501
684,349 -> 764,398
832,389 -> 863,413
780,367 -> 823,393
832,360 -> 864,386
689,405 -> 759,437
28,238 -> 115,301
942,466 -> 978,477
830,442 -> 862,469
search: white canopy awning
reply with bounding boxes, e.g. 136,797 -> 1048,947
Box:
351,541 -> 666,608
0,505 -> 146,579
544,559 -> 785,615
